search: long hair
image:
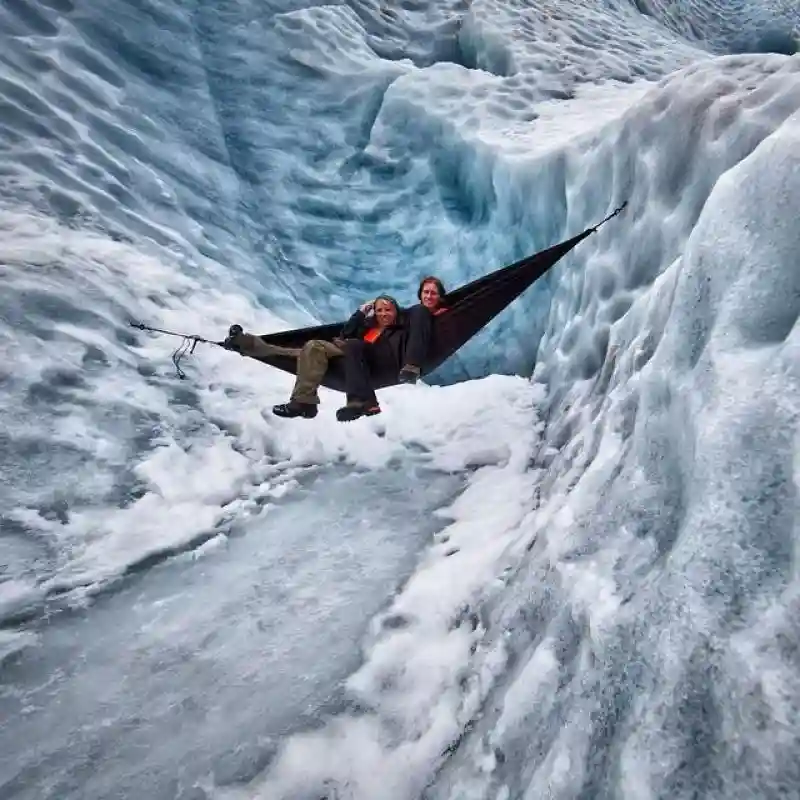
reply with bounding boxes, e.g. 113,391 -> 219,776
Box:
417,276 -> 447,303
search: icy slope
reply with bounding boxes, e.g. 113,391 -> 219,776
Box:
431,100 -> 800,800
269,0 -> 797,379
269,0 -> 707,374
1,0 -> 799,798
231,63 -> 800,799
633,0 -> 798,54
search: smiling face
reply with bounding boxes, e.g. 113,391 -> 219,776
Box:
420,279 -> 442,310
374,298 -> 398,328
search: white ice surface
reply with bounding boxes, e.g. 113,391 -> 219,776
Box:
1,0 -> 799,798
225,32 -> 800,800
1,206 -> 537,595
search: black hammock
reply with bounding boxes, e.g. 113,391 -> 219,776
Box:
233,202 -> 627,393
131,202 -> 626,386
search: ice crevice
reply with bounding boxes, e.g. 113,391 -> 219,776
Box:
230,39 -> 800,800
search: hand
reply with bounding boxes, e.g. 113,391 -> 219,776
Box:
359,301 -> 375,316
398,365 -> 420,384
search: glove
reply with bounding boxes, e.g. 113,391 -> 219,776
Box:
398,365 -> 420,384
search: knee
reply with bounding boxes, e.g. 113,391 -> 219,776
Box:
303,339 -> 325,353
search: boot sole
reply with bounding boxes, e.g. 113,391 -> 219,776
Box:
272,409 -> 317,419
337,408 -> 381,423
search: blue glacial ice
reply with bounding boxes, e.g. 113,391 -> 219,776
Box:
0,0 -> 799,799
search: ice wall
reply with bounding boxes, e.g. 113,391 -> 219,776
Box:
236,61 -> 800,799
631,0 -> 798,55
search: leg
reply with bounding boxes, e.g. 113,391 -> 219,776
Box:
229,332 -> 344,418
291,339 -> 343,405
399,305 -> 433,383
233,333 -> 302,361
336,339 -> 381,422
272,339 -> 343,420
343,339 -> 377,405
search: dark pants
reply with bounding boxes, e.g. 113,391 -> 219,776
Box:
343,339 -> 380,405
343,307 -> 435,404
404,305 -> 434,368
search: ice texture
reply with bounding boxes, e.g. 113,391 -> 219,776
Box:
1,0 -> 799,798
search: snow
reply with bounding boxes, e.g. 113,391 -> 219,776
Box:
238,384 -> 543,799
419,81 -> 800,800
633,0 -> 799,55
1,0 -> 799,798
235,28 -> 800,800
0,629 -> 38,666
1,215 -> 539,593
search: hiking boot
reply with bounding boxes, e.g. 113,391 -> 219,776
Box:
336,402 -> 381,422
223,326 -> 258,354
398,364 -> 420,384
272,401 -> 318,419
223,324 -> 244,351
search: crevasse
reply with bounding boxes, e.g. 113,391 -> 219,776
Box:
0,1 -> 798,799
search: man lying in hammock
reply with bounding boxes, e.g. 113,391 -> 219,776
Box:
226,276 -> 447,422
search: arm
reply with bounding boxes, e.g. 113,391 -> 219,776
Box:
340,309 -> 367,339
340,301 -> 376,339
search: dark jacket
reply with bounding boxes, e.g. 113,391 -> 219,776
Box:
340,305 -> 434,375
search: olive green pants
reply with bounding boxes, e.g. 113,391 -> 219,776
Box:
237,335 -> 344,404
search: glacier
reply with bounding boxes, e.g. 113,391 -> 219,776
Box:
0,0 -> 799,799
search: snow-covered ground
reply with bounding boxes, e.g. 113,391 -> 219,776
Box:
1,0 -> 798,798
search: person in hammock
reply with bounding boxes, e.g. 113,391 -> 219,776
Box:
336,276 -> 447,421
226,276 -> 447,421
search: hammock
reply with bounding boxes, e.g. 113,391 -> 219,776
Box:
238,202 -> 627,393
131,202 -> 627,387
